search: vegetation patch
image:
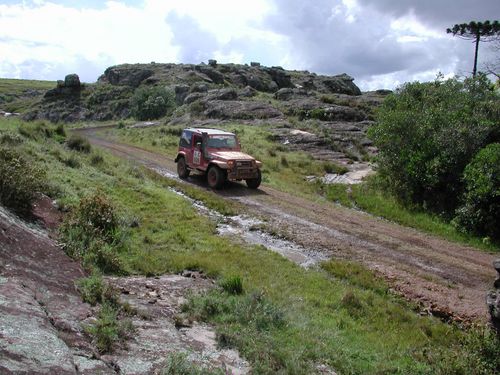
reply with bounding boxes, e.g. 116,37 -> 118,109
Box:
0,146 -> 46,213
67,134 -> 91,153
85,302 -> 134,353
59,191 -> 127,273
161,352 -> 224,375
2,116 -> 499,373
369,75 -> 499,241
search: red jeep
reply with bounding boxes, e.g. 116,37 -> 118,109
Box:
174,128 -> 262,189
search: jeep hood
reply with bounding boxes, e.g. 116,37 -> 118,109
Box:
210,151 -> 255,161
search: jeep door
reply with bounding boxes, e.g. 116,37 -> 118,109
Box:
192,134 -> 203,167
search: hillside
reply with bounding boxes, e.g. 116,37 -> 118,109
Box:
5,62 -> 389,164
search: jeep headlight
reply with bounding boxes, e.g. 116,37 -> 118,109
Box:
227,160 -> 235,169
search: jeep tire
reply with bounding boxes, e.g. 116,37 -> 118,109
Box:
207,165 -> 225,189
177,157 -> 190,179
246,169 -> 261,189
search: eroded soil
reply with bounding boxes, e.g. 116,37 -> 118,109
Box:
77,126 -> 498,322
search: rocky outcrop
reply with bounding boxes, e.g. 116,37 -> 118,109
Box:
0,203 -> 111,374
204,100 -> 283,120
25,62 -> 372,134
44,74 -> 82,98
0,200 -> 250,374
100,65 -> 154,87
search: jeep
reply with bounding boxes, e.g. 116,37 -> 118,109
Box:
174,128 -> 262,189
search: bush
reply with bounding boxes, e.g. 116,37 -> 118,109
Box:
86,303 -> 133,353
67,134 -> 91,153
76,192 -> 119,235
369,75 -> 499,214
131,86 -> 176,120
0,146 -> 46,212
454,143 -> 500,240
219,275 -> 243,295
161,352 -> 224,375
59,191 -> 126,273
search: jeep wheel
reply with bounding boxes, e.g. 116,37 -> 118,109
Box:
177,157 -> 190,179
246,169 -> 262,189
207,165 -> 225,189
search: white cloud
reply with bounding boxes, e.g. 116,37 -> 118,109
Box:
0,0 -> 497,88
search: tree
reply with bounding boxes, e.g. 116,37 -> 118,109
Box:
368,75 -> 499,215
447,20 -> 500,77
130,86 -> 176,120
454,143 -> 500,240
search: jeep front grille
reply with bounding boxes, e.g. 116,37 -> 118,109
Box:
236,160 -> 252,167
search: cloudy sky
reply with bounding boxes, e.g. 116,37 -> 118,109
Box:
0,0 -> 498,90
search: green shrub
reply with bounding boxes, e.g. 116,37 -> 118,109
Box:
77,273 -> 106,306
131,86 -> 176,120
55,123 -> 65,137
86,303 -> 133,353
76,192 -> 119,235
161,352 -> 224,375
0,146 -> 46,212
369,75 -> 499,214
0,132 -> 23,145
430,325 -> 500,375
63,154 -> 81,168
18,121 -> 54,139
90,152 -> 104,166
67,134 -> 91,153
323,161 -> 348,175
219,275 -> 243,295
59,191 -> 126,273
454,143 -> 500,240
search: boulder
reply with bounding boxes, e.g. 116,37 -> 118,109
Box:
206,88 -> 238,101
239,86 -> 257,97
184,92 -> 206,105
195,66 -> 225,84
44,74 -> 82,98
64,74 -> 81,88
101,65 -> 153,87
190,83 -> 209,93
264,66 -> 294,89
320,74 -> 361,96
174,85 -> 190,105
204,100 -> 283,119
274,88 -> 309,101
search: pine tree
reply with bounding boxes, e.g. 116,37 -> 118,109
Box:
447,20 -> 500,76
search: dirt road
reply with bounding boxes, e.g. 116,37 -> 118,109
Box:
77,126 -> 497,322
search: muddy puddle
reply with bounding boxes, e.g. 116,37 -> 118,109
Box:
152,166 -> 328,268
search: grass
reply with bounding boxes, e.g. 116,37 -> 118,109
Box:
0,78 -> 55,113
101,121 -> 499,251
2,116 -> 498,373
322,176 -> 499,252
161,352 -> 224,375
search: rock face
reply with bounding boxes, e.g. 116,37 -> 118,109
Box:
0,204 -> 110,374
204,100 -> 283,119
100,65 -> 153,87
487,259 -> 500,333
0,201 -> 250,374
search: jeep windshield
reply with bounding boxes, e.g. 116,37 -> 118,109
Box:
206,134 -> 238,149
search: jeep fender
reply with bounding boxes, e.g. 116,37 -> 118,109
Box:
175,152 -> 186,163
208,160 -> 229,170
